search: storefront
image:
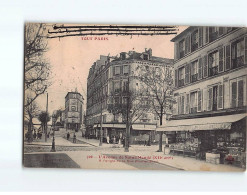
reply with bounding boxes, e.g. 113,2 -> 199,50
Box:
93,123 -> 158,145
156,113 -> 246,168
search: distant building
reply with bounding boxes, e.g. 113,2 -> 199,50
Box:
64,91 -> 84,130
86,49 -> 173,144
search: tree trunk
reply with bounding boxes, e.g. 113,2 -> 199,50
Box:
158,108 -> 163,152
125,122 -> 130,152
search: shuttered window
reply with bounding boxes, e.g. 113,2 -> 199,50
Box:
199,27 -> 203,47
198,57 -> 203,79
208,87 -> 213,111
175,69 -> 178,87
219,47 -> 224,72
185,35 -> 191,55
225,44 -> 231,70
245,37 -> 247,64
205,27 -> 209,44
218,84 -> 223,109
185,94 -> 190,114
185,64 -> 190,84
203,55 -> 208,78
238,80 -> 244,107
197,90 -> 203,112
231,81 -> 237,108
175,42 -> 179,60
181,95 -> 185,114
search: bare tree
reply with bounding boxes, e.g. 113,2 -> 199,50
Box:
136,64 -> 175,152
24,23 -> 51,108
24,97 -> 40,142
108,80 -> 152,151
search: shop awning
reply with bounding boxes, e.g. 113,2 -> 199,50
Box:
156,113 -> 246,132
132,124 -> 157,131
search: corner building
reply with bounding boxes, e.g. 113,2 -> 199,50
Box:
64,92 -> 84,131
86,49 -> 173,144
157,26 -> 246,168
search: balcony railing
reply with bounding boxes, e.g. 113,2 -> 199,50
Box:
209,66 -> 218,77
191,73 -> 198,83
178,79 -> 184,87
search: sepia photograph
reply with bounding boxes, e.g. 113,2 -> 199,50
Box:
23,23 -> 247,172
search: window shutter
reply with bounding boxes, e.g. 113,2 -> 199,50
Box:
178,96 -> 181,114
225,44 -> 231,70
231,81 -> 237,108
198,57 -> 203,79
120,66 -> 123,75
218,84 -> 223,109
175,42 -> 179,60
185,64 -> 189,84
185,94 -> 190,114
205,27 -> 209,44
198,90 -> 202,112
113,66 -> 115,75
238,80 -> 244,107
188,63 -> 191,83
219,27 -> 224,36
219,47 -> 224,72
175,69 -> 178,87
203,55 -> 208,78
208,88 -> 213,111
181,95 -> 185,114
199,27 -> 203,47
245,37 -> 247,64
185,35 -> 190,54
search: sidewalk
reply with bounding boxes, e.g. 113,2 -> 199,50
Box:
25,134 -> 90,147
101,145 -> 246,172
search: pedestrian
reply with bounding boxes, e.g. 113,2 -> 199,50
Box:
107,135 -> 110,144
144,140 -> 146,146
33,131 -> 37,139
67,132 -> 70,140
73,133 -> 76,143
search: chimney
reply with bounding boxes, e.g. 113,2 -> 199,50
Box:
148,48 -> 152,58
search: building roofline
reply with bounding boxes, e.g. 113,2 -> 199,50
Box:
171,26 -> 194,42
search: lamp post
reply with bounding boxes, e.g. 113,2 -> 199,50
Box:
51,114 -> 56,152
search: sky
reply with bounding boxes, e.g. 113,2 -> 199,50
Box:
35,25 -> 188,115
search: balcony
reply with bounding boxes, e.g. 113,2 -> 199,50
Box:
191,74 -> 198,83
209,66 -> 218,77
178,79 -> 184,87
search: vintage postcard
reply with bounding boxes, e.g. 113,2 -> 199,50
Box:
23,23 -> 247,171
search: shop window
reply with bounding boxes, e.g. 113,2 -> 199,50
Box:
208,50 -> 219,77
190,91 -> 198,113
178,66 -> 185,87
179,39 -> 185,58
191,29 -> 199,52
231,38 -> 245,69
191,60 -> 198,83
